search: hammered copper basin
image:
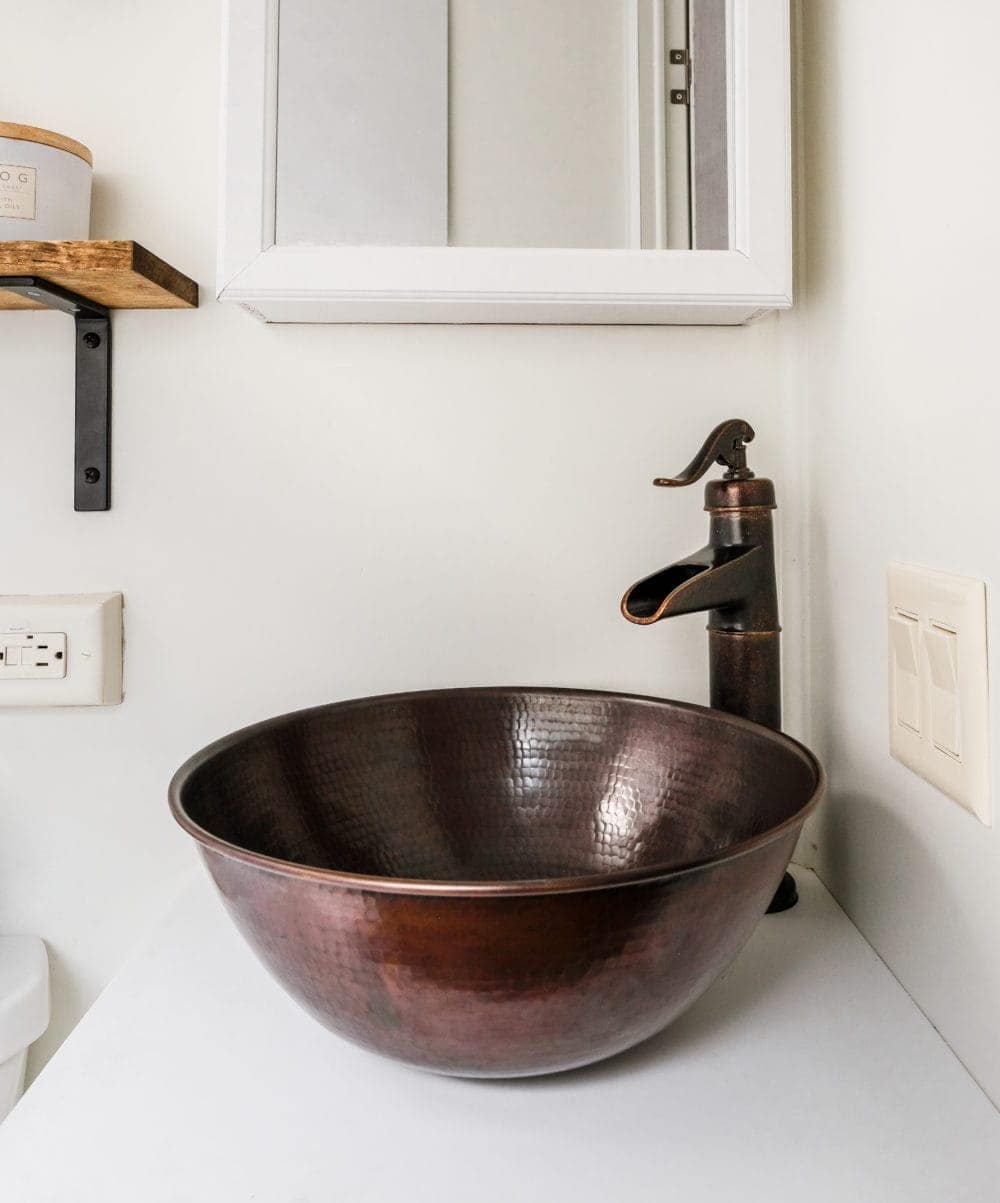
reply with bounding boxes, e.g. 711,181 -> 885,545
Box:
169,688 -> 823,1078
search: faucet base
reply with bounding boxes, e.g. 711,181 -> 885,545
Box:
766,871 -> 799,913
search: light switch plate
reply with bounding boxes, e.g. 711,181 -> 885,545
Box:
0,594 -> 122,706
888,564 -> 990,824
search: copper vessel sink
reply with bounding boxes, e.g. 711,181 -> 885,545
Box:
169,687 -> 822,1078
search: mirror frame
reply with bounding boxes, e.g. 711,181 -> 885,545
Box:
218,0 -> 791,325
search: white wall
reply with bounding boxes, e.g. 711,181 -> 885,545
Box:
794,1 -> 1000,1104
0,0 -> 788,1075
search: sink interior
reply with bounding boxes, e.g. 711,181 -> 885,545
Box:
178,689 -> 818,884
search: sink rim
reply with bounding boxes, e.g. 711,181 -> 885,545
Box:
168,686 -> 824,899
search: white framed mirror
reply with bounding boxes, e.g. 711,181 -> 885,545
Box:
219,0 -> 791,324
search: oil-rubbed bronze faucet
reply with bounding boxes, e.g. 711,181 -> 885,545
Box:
621,419 -> 797,911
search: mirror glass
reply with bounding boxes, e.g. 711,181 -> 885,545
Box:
275,0 -> 729,252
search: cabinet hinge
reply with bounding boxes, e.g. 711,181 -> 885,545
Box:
669,48 -> 691,104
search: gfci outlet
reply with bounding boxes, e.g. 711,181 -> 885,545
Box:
0,631 -> 68,679
888,564 -> 990,824
0,594 -> 122,706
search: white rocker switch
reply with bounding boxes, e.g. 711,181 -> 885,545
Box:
887,563 -> 990,826
924,624 -> 959,758
889,611 -> 920,733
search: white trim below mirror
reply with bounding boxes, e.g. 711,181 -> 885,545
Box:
218,0 -> 791,325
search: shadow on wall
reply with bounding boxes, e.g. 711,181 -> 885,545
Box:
810,784 -> 988,1094
799,511 -> 841,859
797,0 -> 840,312
807,511 -> 981,1076
815,790 -> 943,934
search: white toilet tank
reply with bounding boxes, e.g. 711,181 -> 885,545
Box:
0,937 -> 49,1121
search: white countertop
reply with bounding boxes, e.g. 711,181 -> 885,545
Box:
1,869 -> 998,1202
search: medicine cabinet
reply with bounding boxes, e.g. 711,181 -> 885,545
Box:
219,0 -> 791,324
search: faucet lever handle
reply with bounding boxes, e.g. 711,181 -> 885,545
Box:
653,419 -> 756,487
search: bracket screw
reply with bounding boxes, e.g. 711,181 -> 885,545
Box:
83,332 -> 101,349
84,467 -> 101,484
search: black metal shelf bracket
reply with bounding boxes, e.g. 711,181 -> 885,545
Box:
0,275 -> 111,511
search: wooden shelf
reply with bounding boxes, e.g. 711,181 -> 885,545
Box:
0,240 -> 199,511
0,240 -> 198,310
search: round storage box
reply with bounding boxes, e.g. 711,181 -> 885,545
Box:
0,123 -> 92,240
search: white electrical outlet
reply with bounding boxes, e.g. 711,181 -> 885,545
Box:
0,632 -> 67,679
0,594 -> 122,706
887,564 -> 990,824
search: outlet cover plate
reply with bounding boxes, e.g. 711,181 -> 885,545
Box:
888,564 -> 990,824
0,594 -> 122,706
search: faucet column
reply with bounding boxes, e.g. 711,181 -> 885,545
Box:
704,476 -> 781,731
620,419 -> 798,912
